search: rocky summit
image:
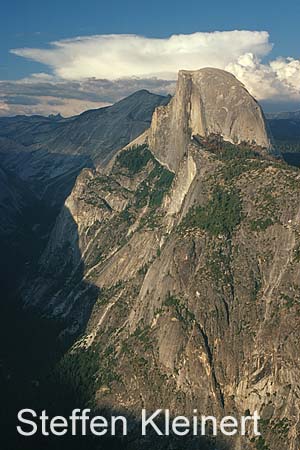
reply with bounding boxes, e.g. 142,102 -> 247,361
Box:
18,68 -> 300,450
146,68 -> 273,171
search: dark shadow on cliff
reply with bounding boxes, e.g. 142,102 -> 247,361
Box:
0,294 -> 224,450
0,199 -> 105,448
0,201 -> 230,450
0,149 -> 94,297
0,304 -> 226,450
19,205 -> 101,341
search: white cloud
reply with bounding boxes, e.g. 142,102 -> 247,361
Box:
270,58 -> 300,93
11,31 -> 271,80
2,30 -> 300,115
226,53 -> 300,102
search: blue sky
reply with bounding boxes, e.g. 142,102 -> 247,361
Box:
1,0 -> 300,115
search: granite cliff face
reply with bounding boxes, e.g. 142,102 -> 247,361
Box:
147,68 -> 272,171
22,70 -> 300,450
0,90 -> 168,291
0,90 -> 169,202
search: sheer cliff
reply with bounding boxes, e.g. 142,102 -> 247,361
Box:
22,69 -> 300,450
0,90 -> 168,292
146,68 -> 273,171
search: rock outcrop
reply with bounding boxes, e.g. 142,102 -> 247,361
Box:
148,68 -> 272,171
0,90 -> 168,293
0,89 -> 169,227
21,70 -> 300,450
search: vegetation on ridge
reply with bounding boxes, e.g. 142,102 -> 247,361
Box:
114,144 -> 175,228
181,186 -> 242,236
116,144 -> 153,174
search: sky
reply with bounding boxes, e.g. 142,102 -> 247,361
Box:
1,0 -> 300,116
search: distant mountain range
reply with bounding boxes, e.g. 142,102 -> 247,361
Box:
267,110 -> 300,158
0,90 -> 168,288
266,110 -> 300,120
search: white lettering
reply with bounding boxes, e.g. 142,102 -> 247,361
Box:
141,409 -> 163,435
17,409 -> 37,436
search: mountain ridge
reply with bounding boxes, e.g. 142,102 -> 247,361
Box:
129,68 -> 274,172
0,90 -> 169,297
18,69 -> 300,450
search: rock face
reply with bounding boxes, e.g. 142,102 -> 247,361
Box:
0,89 -> 169,217
0,89 -> 169,166
149,68 -> 272,171
0,90 -> 168,292
21,71 -> 300,450
27,144 -> 300,450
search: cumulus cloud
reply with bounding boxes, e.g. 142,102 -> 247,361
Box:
11,31 -> 271,80
226,53 -> 300,103
1,30 -> 299,116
